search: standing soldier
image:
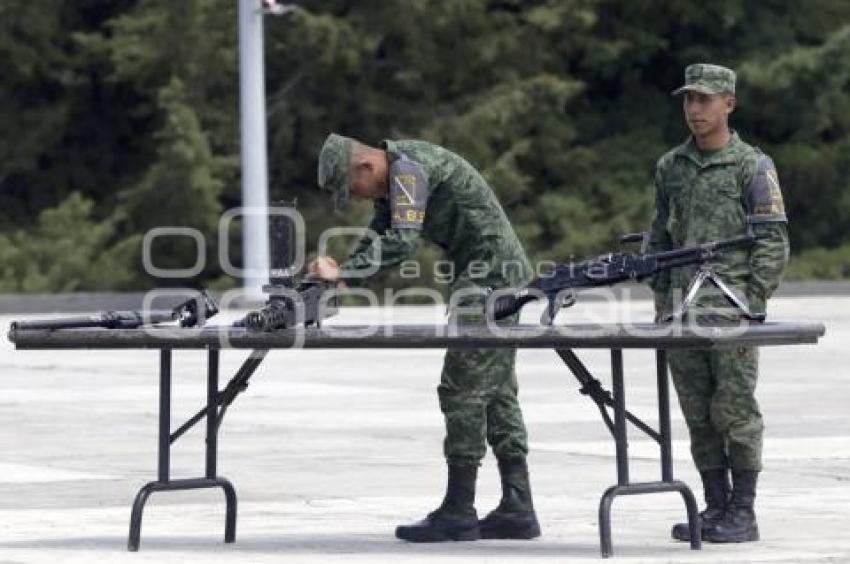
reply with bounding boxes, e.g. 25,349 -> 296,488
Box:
310,134 -> 541,542
649,64 -> 789,543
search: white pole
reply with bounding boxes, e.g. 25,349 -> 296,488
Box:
238,0 -> 270,299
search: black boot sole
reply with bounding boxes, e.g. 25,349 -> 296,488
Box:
671,522 -> 711,542
704,529 -> 759,543
671,526 -> 696,542
480,518 -> 541,540
395,524 -> 481,542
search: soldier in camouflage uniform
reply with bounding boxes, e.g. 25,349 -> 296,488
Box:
649,64 -> 789,543
311,133 -> 541,542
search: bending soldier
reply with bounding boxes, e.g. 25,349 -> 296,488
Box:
310,134 -> 541,542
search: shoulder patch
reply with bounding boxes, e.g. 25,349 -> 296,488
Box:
389,154 -> 429,230
746,155 -> 787,224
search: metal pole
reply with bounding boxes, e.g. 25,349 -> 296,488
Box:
238,0 -> 270,299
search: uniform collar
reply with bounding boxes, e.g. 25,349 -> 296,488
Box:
381,139 -> 403,162
675,130 -> 741,167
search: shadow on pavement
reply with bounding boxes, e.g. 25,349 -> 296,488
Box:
0,533 -> 687,558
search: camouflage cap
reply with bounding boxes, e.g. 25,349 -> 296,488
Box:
672,63 -> 736,96
317,133 -> 353,210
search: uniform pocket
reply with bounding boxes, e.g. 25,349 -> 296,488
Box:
705,184 -> 746,238
666,186 -> 685,243
715,184 -> 740,198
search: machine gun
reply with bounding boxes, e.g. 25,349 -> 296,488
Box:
174,201 -> 338,442
235,278 -> 337,331
489,232 -> 762,324
9,290 -> 219,333
234,200 -> 338,331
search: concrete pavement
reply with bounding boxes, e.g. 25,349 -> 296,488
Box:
0,297 -> 847,563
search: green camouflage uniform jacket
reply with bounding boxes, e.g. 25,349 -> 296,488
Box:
338,139 -> 533,465
339,140 -> 532,291
649,131 -> 789,318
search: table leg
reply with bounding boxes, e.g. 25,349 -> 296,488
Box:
127,349 -> 237,551
577,349 -> 701,557
657,350 -> 673,481
599,349 -> 628,557
657,350 -> 700,551
612,349 -> 629,486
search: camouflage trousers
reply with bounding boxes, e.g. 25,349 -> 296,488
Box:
668,347 -> 763,471
438,289 -> 529,467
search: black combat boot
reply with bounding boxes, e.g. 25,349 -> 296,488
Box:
703,470 -> 760,543
395,464 -> 481,542
671,468 -> 730,541
479,457 -> 541,539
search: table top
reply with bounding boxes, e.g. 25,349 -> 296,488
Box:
7,321 -> 826,350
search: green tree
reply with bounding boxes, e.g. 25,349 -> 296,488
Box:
0,193 -> 139,292
3,0 -> 850,292
117,76 -> 224,284
738,25 -> 850,251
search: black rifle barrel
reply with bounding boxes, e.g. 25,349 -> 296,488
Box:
651,234 -> 754,264
11,310 -> 175,331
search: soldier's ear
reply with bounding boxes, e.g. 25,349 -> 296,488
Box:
359,159 -> 377,178
350,156 -> 373,177
725,94 -> 736,114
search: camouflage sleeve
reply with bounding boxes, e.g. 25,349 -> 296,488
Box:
745,155 -> 790,315
346,199 -> 390,259
339,198 -> 420,286
746,222 -> 789,315
648,166 -> 673,314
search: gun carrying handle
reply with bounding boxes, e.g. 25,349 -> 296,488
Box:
620,232 -> 650,254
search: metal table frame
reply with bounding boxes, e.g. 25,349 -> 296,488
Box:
8,322 -> 825,557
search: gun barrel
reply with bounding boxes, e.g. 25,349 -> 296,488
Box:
11,315 -> 109,331
11,310 -> 177,332
652,234 -> 754,265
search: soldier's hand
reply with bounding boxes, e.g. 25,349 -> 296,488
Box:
308,256 -> 341,281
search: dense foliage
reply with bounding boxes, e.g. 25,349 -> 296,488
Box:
2,0 -> 849,293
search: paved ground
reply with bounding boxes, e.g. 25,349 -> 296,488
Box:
0,297 -> 847,563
